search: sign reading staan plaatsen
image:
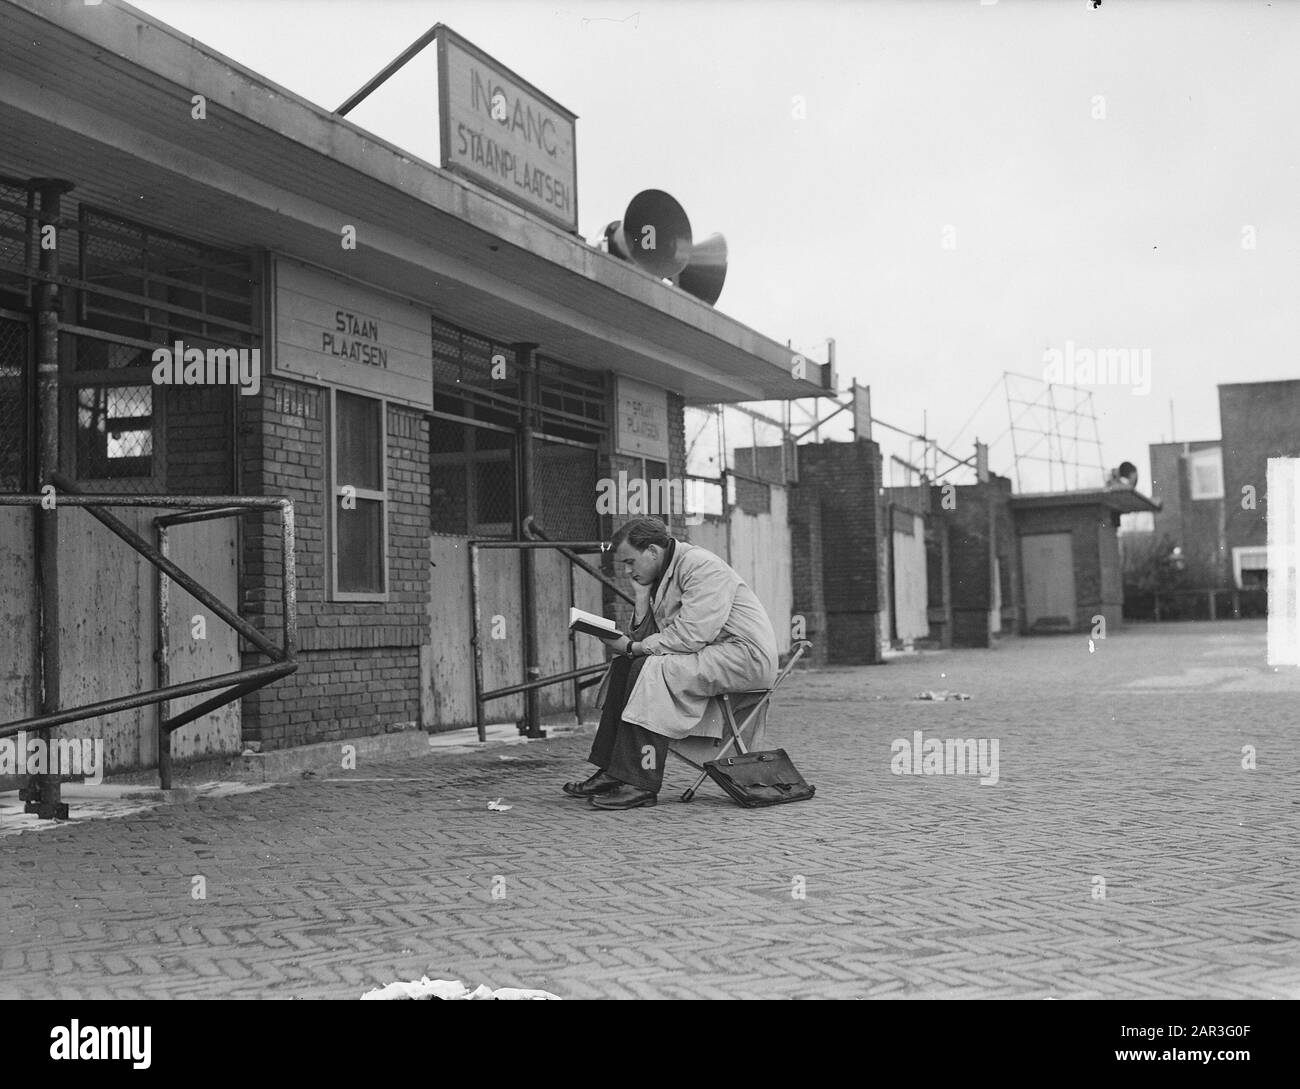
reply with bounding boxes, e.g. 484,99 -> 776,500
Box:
272,259 -> 433,409
615,376 -> 670,462
436,25 -> 578,232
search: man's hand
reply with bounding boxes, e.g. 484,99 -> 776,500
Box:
594,631 -> 631,655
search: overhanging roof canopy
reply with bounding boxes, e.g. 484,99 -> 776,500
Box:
1009,489 -> 1163,515
0,0 -> 832,405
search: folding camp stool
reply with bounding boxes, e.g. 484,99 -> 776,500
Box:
672,639 -> 812,802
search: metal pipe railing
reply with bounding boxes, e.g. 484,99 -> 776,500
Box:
479,662 -> 609,703
0,662 -> 295,738
468,523 -> 630,738
0,486 -> 298,794
521,516 -> 636,606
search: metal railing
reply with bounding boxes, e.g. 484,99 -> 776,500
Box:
0,475 -> 297,795
1123,586 -> 1266,622
467,517 -> 633,742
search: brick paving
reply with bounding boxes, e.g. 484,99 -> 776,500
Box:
1,620 -> 1297,999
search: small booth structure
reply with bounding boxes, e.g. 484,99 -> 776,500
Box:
1010,488 -> 1162,635
0,0 -> 829,781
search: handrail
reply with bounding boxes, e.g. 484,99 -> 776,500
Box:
0,481 -> 298,795
522,516 -> 635,606
468,519 -> 630,740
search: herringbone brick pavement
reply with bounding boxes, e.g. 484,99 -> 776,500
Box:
1,621 -> 1296,999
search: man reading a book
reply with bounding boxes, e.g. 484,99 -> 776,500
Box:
564,516 -> 779,810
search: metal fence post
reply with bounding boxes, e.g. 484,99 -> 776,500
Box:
25,178 -> 73,820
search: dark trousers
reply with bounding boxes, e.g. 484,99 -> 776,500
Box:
587,653 -> 669,792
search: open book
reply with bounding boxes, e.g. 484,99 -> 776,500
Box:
569,607 -> 620,639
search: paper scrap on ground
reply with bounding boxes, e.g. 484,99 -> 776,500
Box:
915,690 -> 972,701
487,798 -> 512,811
361,976 -> 560,1000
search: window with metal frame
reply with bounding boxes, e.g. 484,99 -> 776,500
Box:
1232,546 -> 1268,590
331,390 -> 387,598
429,320 -> 608,541
429,406 -> 517,539
60,206 -> 256,492
431,318 -> 521,417
1188,447 -> 1224,501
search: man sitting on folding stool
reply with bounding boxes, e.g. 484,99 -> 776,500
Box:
563,515 -> 779,811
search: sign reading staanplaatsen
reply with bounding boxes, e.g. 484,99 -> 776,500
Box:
436,25 -> 578,232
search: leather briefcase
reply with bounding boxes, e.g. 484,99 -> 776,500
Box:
703,749 -> 816,808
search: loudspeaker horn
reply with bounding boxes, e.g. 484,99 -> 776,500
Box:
675,232 -> 728,306
603,189 -> 693,279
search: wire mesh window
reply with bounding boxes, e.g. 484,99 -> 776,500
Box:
332,391 -> 386,597
76,207 -> 256,351
430,414 -> 517,538
536,354 -> 607,434
55,208 -> 256,493
0,315 -> 29,490
532,436 -> 599,542
60,332 -> 163,492
431,318 -> 520,415
0,177 -> 32,311
74,384 -> 155,480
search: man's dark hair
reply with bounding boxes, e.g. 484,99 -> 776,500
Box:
610,516 -> 673,551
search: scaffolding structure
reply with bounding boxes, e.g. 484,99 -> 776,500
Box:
999,371 -> 1106,493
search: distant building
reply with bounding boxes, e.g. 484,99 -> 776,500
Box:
1147,439 -> 1226,588
1221,380 -> 1300,589
1144,380 -> 1300,593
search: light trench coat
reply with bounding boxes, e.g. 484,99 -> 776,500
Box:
597,541 -> 779,742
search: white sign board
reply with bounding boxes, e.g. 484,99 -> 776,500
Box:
272,259 -> 432,409
616,377 -> 670,462
437,26 -> 578,232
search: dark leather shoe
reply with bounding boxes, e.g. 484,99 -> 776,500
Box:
589,784 -> 658,810
562,770 -> 622,797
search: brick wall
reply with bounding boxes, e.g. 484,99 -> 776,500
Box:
790,439 -> 883,665
165,384 -> 235,494
1148,440 -> 1227,587
238,377 -> 430,750
1220,381 -> 1300,555
929,475 -> 1018,647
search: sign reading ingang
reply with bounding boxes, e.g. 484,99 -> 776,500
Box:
436,25 -> 578,232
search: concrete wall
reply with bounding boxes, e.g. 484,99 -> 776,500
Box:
684,515 -> 728,560
890,510 -> 929,644
727,484 -> 793,656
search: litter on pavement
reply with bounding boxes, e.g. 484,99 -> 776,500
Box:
361,977 -> 560,1000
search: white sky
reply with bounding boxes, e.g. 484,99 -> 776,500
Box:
132,0 -> 1300,493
